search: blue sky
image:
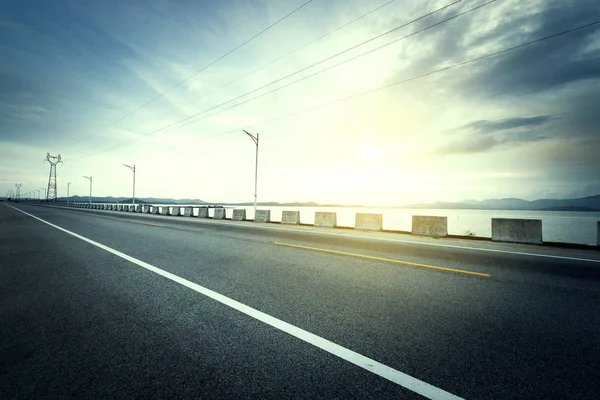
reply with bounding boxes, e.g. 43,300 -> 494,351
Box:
1,0 -> 599,204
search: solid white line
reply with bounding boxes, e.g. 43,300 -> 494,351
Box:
24,203 -> 600,264
6,204 -> 463,400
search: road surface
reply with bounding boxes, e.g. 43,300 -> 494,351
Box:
1,203 -> 599,399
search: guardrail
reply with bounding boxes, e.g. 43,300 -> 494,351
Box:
16,201 -> 600,247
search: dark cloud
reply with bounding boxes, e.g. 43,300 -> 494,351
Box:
437,115 -> 554,155
463,1 -> 600,95
461,115 -> 555,134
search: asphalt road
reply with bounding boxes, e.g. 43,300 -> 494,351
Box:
1,203 -> 599,399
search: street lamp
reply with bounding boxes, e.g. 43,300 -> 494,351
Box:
242,130 -> 259,220
123,164 -> 136,205
83,176 -> 92,205
67,182 -> 72,204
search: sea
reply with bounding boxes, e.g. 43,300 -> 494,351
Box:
154,204 -> 600,246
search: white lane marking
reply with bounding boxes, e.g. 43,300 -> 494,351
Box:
47,203 -> 600,264
7,204 -> 463,400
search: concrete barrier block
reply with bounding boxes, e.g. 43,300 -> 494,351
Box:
232,209 -> 246,221
492,218 -> 542,244
198,207 -> 209,218
355,213 -> 383,231
152,206 -> 160,214
143,205 -> 151,213
214,208 -> 226,219
255,210 -> 270,223
281,211 -> 300,225
135,205 -> 141,213
314,212 -> 337,227
184,206 -> 193,217
161,206 -> 170,216
172,206 -> 181,216
412,216 -> 448,237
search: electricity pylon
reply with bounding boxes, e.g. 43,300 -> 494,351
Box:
15,184 -> 21,201
45,153 -> 62,202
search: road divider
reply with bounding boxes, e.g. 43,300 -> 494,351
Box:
412,216 -> 448,237
355,213 -> 383,231
214,208 -> 226,219
52,203 -> 600,248
198,207 -> 209,218
255,210 -> 270,223
282,211 -> 300,225
314,212 -> 336,228
492,218 -> 542,244
232,209 -> 246,221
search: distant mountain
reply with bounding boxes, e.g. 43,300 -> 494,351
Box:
410,194 -> 600,211
57,196 -> 207,205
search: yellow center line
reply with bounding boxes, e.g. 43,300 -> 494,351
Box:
272,241 -> 490,277
127,219 -> 165,227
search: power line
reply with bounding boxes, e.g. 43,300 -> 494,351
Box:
154,18 -> 600,151
68,0 -> 315,148
68,0 -> 467,160
70,20 -> 600,163
166,0 -> 496,133
148,0 -> 398,123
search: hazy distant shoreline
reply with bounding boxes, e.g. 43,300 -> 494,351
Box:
11,194 -> 600,212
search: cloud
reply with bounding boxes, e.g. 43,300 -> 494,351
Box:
437,114 -> 554,155
461,115 -> 555,134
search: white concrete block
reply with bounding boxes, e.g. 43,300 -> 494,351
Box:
355,213 -> 383,231
492,218 -> 542,244
412,216 -> 448,237
214,208 -> 226,219
160,206 -> 170,215
184,206 -> 193,217
255,210 -> 270,222
198,207 -> 209,218
232,209 -> 246,221
152,206 -> 160,214
281,211 -> 300,225
172,206 -> 181,216
314,212 -> 336,227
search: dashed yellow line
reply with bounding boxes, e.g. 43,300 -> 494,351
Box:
127,219 -> 165,227
272,241 -> 490,277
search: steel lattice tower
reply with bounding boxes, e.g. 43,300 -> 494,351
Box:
45,153 -> 62,202
15,184 -> 21,201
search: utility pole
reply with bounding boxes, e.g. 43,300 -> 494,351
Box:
67,182 -> 71,204
242,130 -> 259,220
15,183 -> 21,201
45,153 -> 62,202
123,164 -> 136,205
83,176 -> 92,204
40,188 -> 46,201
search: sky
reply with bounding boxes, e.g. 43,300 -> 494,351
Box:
1,0 -> 599,206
